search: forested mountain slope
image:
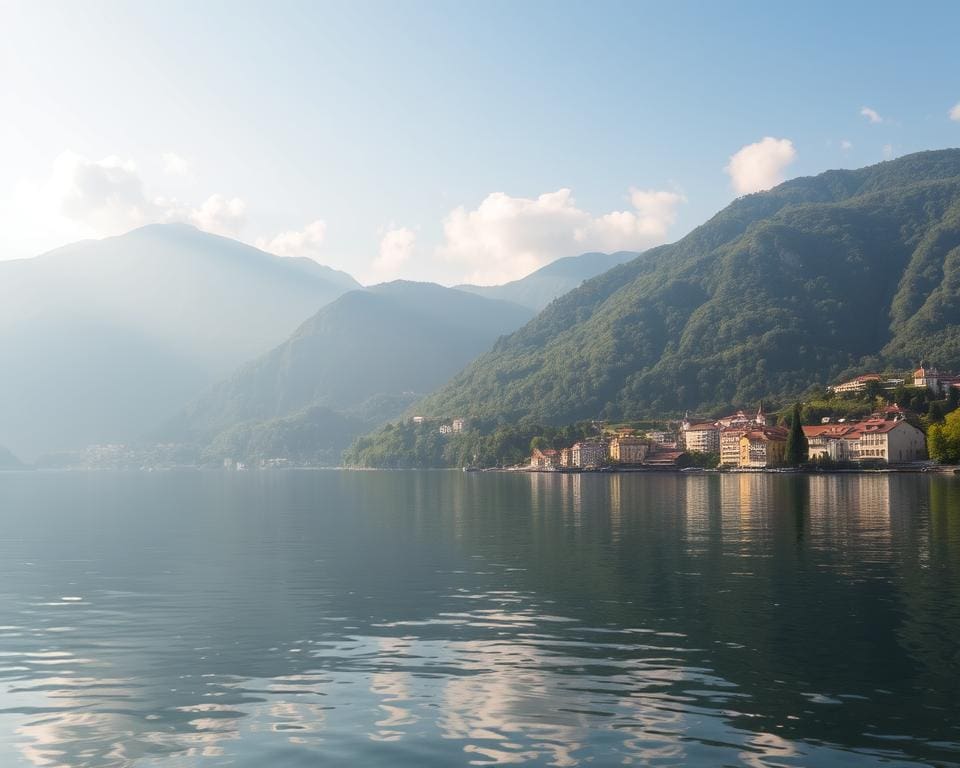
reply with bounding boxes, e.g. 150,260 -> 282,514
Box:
417,149 -> 960,423
166,281 -> 534,446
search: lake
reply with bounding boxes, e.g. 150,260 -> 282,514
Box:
0,470 -> 957,767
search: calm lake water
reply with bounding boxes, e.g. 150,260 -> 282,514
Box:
0,470 -> 958,767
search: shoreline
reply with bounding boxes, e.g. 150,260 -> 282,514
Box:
500,465 -> 960,476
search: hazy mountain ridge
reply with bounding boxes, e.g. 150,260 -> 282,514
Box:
0,223 -> 359,457
455,251 -> 641,310
0,445 -> 23,469
415,149 -> 960,424
165,281 -> 534,453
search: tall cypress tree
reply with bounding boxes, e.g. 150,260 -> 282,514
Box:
785,402 -> 809,466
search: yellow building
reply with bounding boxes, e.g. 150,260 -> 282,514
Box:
737,427 -> 789,468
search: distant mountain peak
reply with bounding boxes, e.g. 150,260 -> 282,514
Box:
456,250 -> 641,310
0,227 -> 360,458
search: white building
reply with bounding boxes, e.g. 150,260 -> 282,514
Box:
572,441 -> 606,467
680,422 -> 720,453
913,365 -> 959,395
804,417 -> 926,464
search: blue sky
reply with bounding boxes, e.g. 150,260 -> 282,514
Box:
1,0 -> 959,284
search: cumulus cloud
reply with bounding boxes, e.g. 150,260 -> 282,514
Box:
840,139 -> 853,151
33,151 -> 249,242
256,220 -> 327,259
950,102 -> 960,122
162,152 -> 191,177
860,106 -> 883,124
438,187 -> 684,285
187,193 -> 247,238
725,137 -> 797,195
370,227 -> 417,281
53,151 -> 155,232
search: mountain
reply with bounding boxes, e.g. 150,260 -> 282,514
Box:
416,149 -> 960,425
202,406 -> 369,467
0,224 -> 359,458
456,251 -> 640,310
0,445 -> 24,470
167,281 -> 534,449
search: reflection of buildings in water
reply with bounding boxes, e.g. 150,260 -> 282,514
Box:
682,475 -> 720,557
556,473 -> 584,527
368,637 -> 418,742
806,475 -> 893,551
718,474 -> 772,548
569,472 -> 582,524
683,476 -> 711,527
606,474 -> 624,542
609,474 -> 622,533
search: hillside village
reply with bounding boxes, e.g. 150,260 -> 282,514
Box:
505,364 -> 958,471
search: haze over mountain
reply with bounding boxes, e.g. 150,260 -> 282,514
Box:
0,223 -> 358,458
456,251 -> 641,310
165,281 -> 534,458
416,149 -> 960,425
0,445 -> 23,470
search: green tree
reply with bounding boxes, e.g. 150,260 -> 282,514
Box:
785,402 -> 809,466
928,400 -> 946,423
928,409 -> 960,464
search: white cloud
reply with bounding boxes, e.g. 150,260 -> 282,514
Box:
371,227 -> 416,281
187,193 -> 247,238
860,106 -> 883,124
14,151 -> 250,245
840,139 -> 853,151
724,137 -> 797,195
162,152 -> 190,177
256,220 -> 327,259
882,143 -> 895,160
438,187 -> 684,285
54,151 -> 155,233
950,102 -> 960,122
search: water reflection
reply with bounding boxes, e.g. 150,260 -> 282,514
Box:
0,470 -> 957,766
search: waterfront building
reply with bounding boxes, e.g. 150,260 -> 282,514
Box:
609,436 -> 649,465
572,441 -> 607,468
680,421 -> 720,453
644,448 -> 685,467
720,428 -> 748,467
530,448 -> 559,469
803,418 -> 926,464
737,426 -> 789,468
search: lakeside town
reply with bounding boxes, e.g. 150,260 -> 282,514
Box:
16,365 -> 960,473
457,364 -> 960,473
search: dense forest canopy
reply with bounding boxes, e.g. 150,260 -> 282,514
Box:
416,150 -> 960,425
